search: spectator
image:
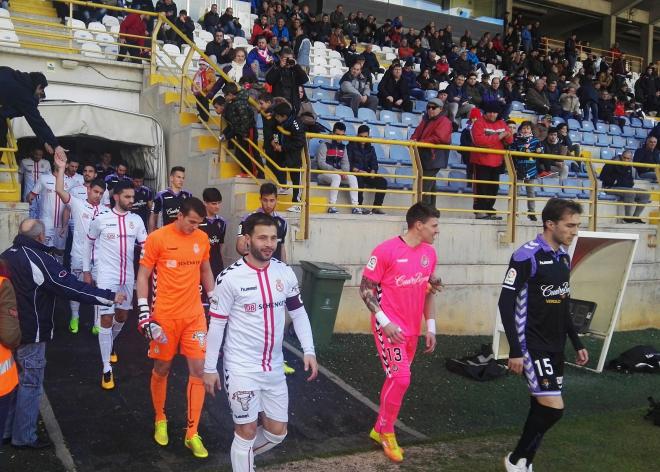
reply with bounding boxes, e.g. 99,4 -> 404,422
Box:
155,0 -> 178,43
117,13 -> 149,63
265,47 -> 309,113
598,90 -> 623,129
292,26 -> 311,71
221,83 -> 257,177
343,13 -> 360,40
466,46 -> 488,75
402,60 -> 424,100
247,36 -> 275,78
361,44 -> 382,80
635,67 -> 659,115
434,55 -> 450,82
460,29 -> 473,48
271,17 -> 290,44
343,41 -> 361,68
564,32 -> 577,74
347,125 -> 387,214
204,30 -> 231,65
0,68 -> 66,163
330,4 -> 345,28
258,94 -> 286,188
470,101 -> 513,219
203,4 -> 221,33
267,35 -> 282,58
463,73 -> 483,108
417,68 -> 439,91
521,24 -> 532,53
533,114 -> 552,142
559,85 -> 582,122
316,123 -> 361,214
2,219 -> 121,449
318,14 -> 332,43
398,38 -> 414,60
250,15 -> 273,45
191,59 -> 216,122
545,80 -> 562,116
422,50 -> 439,72
600,150 -> 650,223
525,79 -> 551,115
410,98 -> 452,207
329,27 -> 346,52
174,10 -> 195,47
445,74 -> 474,125
556,122 -> 580,157
453,50 -> 472,77
377,63 -> 413,112
510,120 -> 544,221
220,7 -> 244,37
296,86 -> 317,130
633,136 -> 659,181
482,77 -> 511,120
338,62 -> 377,115
205,47 -> 254,98
272,102 -> 306,211
578,76 -> 599,127
539,127 -> 569,182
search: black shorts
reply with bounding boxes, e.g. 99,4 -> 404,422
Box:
524,350 -> 564,397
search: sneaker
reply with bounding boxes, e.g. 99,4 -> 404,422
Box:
277,188 -> 290,195
283,361 -> 296,375
101,370 -> 115,390
528,215 -> 537,221
371,208 -> 385,215
184,434 -> 209,459
154,420 -> 168,446
351,208 -> 362,214
361,208 -> 372,215
91,325 -> 100,335
327,207 -> 338,214
475,213 -> 488,219
488,215 -> 503,220
504,453 -> 528,472
110,350 -> 118,364
369,428 -> 405,453
287,205 -> 301,213
69,317 -> 79,334
380,432 -> 404,463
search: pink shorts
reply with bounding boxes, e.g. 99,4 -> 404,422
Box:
371,316 -> 418,378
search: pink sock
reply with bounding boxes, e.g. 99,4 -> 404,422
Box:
376,375 -> 411,434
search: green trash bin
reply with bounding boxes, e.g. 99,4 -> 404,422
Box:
299,261 -> 351,348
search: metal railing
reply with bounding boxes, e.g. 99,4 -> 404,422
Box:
0,120 -> 21,200
540,37 -> 644,73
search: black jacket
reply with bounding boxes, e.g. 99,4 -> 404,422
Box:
378,75 -> 409,103
0,67 -> 58,147
1,235 -> 115,344
265,64 -> 309,112
277,114 -> 306,166
347,142 -> 378,173
600,162 -> 634,188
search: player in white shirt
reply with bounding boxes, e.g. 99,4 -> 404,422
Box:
27,169 -> 70,253
18,147 -> 51,218
83,179 -> 148,390
54,156 -> 106,334
204,212 -> 318,472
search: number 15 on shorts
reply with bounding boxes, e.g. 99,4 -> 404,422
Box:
534,358 -> 554,376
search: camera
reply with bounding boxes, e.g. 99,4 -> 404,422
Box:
286,58 -> 296,66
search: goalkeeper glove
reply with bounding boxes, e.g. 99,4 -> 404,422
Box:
137,298 -> 168,343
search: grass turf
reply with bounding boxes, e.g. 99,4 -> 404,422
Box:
311,329 -> 660,439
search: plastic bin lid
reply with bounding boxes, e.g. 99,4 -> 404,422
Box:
300,261 -> 351,279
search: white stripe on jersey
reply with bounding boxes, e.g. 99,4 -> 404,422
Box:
209,258 -> 301,373
86,209 -> 147,285
67,196 -> 101,270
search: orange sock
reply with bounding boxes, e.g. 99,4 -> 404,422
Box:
186,376 -> 205,439
151,370 -> 168,422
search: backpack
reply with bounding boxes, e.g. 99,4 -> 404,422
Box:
644,397 -> 660,426
445,344 -> 507,381
607,345 -> 660,373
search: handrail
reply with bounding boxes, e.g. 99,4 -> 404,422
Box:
540,36 -> 644,73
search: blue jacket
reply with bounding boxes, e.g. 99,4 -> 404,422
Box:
347,141 -> 379,173
1,235 -> 115,344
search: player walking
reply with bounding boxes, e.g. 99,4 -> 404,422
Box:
199,188 -> 227,279
53,156 -> 105,334
18,147 -> 51,218
84,180 -> 147,389
203,212 -> 318,472
499,198 -> 589,472
360,202 -> 442,463
137,197 -> 215,458
27,163 -> 69,255
148,166 -> 192,232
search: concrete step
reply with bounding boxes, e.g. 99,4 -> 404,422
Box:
9,3 -> 57,17
9,10 -> 62,24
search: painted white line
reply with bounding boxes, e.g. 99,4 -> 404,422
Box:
283,341 -> 428,441
40,393 -> 77,472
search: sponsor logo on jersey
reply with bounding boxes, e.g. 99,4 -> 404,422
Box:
240,286 -> 257,292
208,235 -> 220,245
396,258 -> 408,263
523,241 -> 540,250
129,221 -> 135,229
165,207 -> 179,217
275,279 -> 284,292
58,270 -> 67,278
541,378 -> 551,389
556,376 -> 563,388
539,260 -> 553,265
540,282 -> 570,298
232,391 -> 255,411
366,255 -> 377,270
394,272 -> 430,287
193,243 -> 200,254
245,303 -> 257,312
192,331 -> 206,347
166,259 -> 177,268
420,254 -> 429,268
503,268 -> 517,286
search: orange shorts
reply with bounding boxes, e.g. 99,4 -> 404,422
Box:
148,314 -> 207,361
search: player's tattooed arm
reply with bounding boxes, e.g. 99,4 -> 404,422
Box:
359,276 -> 381,313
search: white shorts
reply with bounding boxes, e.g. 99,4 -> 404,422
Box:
96,282 -> 134,314
224,368 -> 288,425
43,225 -> 66,250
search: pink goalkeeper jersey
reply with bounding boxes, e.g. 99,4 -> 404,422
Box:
363,236 -> 437,336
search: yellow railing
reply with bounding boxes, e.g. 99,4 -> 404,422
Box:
541,37 -> 644,73
0,120 -> 21,201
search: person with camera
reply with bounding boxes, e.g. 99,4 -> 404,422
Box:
174,9 -> 195,47
265,48 -> 309,113
219,7 -> 245,37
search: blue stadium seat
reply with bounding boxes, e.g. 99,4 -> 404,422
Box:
597,191 -> 618,201
609,124 -> 622,136
538,177 -> 559,197
308,88 -> 326,101
596,134 -> 611,146
460,118 -> 469,130
369,125 -> 385,138
308,138 -> 322,158
612,136 -> 626,148
342,122 -> 358,135
378,167 -> 399,189
568,130 -> 582,143
511,101 -> 524,111
448,150 -> 466,169
621,126 -> 636,137
379,110 -> 401,125
313,102 -> 331,116
414,100 -> 427,113
635,127 -> 648,138
595,122 -> 608,134
581,121 -> 595,132
451,132 -> 461,146
630,117 -> 642,128
576,179 -> 591,199
642,119 -> 655,129
401,112 -> 421,127
335,104 -> 356,119
498,174 -> 511,195
313,76 -> 332,87
372,144 -> 389,163
316,118 -> 332,131
407,127 -> 415,139
567,118 -> 581,130
390,145 -> 412,165
384,125 -> 407,141
320,83 -> 339,92
600,148 -> 614,160
437,170 -> 465,193
424,90 -> 438,100
556,178 -> 580,198
357,107 -> 379,123
395,166 -> 415,190
581,133 -> 596,145
626,137 -> 639,148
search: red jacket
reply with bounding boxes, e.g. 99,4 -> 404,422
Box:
398,46 -> 414,59
250,24 -> 273,45
119,13 -> 147,47
435,61 -> 449,75
411,114 -> 452,170
469,116 -> 512,167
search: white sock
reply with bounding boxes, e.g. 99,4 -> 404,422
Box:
70,300 -> 80,320
99,327 -> 113,373
112,321 -> 124,342
252,427 -> 286,456
230,433 -> 255,472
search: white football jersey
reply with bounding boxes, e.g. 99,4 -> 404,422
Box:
64,172 -> 84,189
66,195 -> 102,270
68,184 -> 89,227
30,174 -> 69,228
85,209 -> 147,285
19,158 -> 51,200
209,258 -> 302,373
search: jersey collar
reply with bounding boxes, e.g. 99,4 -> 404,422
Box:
242,256 -> 270,272
535,233 -> 567,256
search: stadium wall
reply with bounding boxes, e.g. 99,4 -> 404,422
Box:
0,203 -> 30,252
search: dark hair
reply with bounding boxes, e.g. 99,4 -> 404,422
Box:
255,35 -> 266,43
67,154 -> 80,164
90,178 -> 106,191
180,197 -> 206,217
170,166 -> 185,175
82,161 -> 96,172
223,83 -> 239,95
557,123 -> 568,131
547,127 -> 558,134
258,92 -> 273,102
259,182 -> 277,197
506,120 -> 516,126
202,187 -> 222,202
280,47 -> 293,56
541,198 -> 582,229
212,96 -> 226,107
113,180 -> 132,195
357,124 -> 370,135
333,122 -> 346,132
406,202 -> 440,228
116,160 -> 128,169
242,212 -> 277,236
519,120 -> 533,130
272,102 -> 292,117
179,9 -> 187,15
132,168 -> 145,179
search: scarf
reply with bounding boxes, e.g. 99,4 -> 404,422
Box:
228,62 -> 243,82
